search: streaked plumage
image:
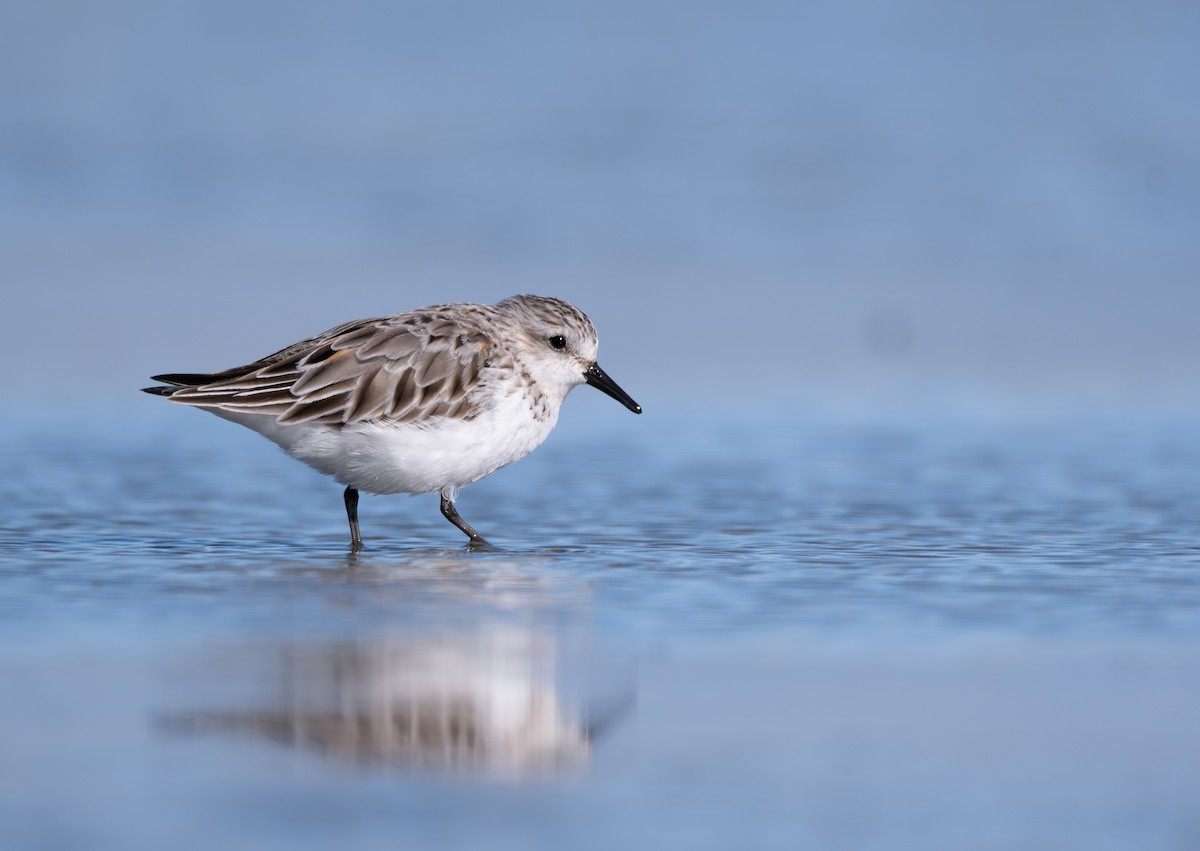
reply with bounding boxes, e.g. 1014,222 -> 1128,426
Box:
143,294 -> 641,549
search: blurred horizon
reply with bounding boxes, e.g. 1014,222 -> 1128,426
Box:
3,0 -> 1198,419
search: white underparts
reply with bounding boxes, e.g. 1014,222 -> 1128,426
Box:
210,387 -> 564,497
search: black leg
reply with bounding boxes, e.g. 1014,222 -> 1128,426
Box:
439,495 -> 490,548
344,486 -> 363,552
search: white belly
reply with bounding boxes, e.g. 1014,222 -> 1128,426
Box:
212,393 -> 559,497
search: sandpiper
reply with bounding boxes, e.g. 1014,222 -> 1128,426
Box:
143,294 -> 641,550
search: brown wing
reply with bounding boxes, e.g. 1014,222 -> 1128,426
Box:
153,313 -> 494,426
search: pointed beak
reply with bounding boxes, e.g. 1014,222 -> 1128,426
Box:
584,363 -> 642,414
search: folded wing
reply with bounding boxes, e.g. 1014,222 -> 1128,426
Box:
146,314 -> 493,426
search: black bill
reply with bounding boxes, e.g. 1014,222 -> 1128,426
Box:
584,363 -> 642,414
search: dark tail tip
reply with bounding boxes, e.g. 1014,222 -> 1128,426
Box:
143,372 -> 211,396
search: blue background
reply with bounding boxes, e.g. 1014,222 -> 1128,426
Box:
3,0 -> 1197,417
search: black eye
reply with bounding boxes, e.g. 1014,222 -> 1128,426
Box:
548,335 -> 567,350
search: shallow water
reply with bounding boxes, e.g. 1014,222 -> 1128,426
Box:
3,409 -> 1200,850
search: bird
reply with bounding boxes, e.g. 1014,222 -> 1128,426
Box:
142,294 -> 642,550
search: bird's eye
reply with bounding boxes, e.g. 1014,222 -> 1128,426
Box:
548,335 -> 567,350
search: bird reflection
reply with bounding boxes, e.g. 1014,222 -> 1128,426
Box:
161,630 -> 601,775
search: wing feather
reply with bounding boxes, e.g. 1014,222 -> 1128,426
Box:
154,311 -> 496,427
291,349 -> 364,396
356,325 -> 425,360
279,393 -> 353,425
344,368 -> 394,423
416,347 -> 455,386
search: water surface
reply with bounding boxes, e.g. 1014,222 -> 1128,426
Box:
2,410 -> 1199,850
